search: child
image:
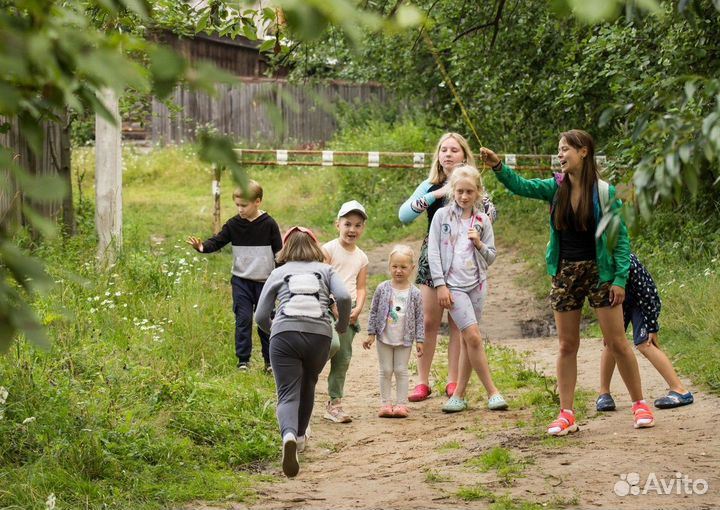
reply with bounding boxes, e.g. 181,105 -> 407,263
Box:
596,253 -> 693,411
187,180 -> 282,371
255,226 -> 351,478
322,200 -> 369,423
363,245 -> 425,418
427,165 -> 508,413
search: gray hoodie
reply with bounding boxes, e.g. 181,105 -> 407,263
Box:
255,261 -> 351,339
428,202 -> 496,288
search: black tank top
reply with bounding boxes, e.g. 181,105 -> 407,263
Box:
425,183 -> 446,232
558,206 -> 596,261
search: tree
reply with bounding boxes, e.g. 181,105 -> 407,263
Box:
0,0 -> 422,352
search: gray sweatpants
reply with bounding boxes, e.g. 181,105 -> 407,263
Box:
270,330 -> 331,438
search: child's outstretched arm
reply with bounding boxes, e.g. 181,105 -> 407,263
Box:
186,236 -> 204,252
329,268 -> 352,334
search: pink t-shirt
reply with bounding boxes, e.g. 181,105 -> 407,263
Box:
323,238 -> 368,302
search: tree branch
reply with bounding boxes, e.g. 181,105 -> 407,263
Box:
452,0 -> 507,47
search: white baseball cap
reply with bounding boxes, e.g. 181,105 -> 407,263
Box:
336,200 -> 367,220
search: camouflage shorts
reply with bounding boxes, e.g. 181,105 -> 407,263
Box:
415,236 -> 434,287
549,260 -> 612,312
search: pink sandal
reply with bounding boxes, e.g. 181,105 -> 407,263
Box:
408,384 -> 431,402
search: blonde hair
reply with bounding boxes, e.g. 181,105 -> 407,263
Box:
233,179 -> 263,201
447,165 -> 484,204
388,244 -> 415,264
276,231 -> 324,264
428,133 -> 476,185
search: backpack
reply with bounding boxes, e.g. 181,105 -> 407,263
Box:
281,272 -> 325,318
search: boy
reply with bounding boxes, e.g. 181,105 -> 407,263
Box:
596,253 -> 694,411
322,200 -> 369,423
187,180 -> 282,371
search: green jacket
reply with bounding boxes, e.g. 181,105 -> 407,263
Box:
493,163 -> 630,288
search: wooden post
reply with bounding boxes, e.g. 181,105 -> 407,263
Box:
95,88 -> 122,266
212,164 -> 222,234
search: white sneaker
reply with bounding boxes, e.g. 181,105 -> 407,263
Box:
323,399 -> 352,423
282,433 -> 299,477
297,425 -> 310,453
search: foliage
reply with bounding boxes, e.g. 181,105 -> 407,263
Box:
0,0 -> 424,352
285,0 -> 720,220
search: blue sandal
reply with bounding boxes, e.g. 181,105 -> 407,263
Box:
596,393 -> 616,412
654,391 -> 693,409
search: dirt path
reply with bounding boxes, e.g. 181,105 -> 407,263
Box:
239,241 -> 719,509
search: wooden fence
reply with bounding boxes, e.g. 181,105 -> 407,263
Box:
0,116 -> 72,231
151,79 -> 388,145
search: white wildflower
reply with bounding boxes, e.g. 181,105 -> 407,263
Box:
0,387 -> 8,404
45,493 -> 56,510
22,416 -> 36,425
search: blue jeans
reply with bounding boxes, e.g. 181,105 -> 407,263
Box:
231,276 -> 270,364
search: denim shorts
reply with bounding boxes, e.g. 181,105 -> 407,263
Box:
549,260 -> 612,312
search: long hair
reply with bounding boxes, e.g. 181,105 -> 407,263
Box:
554,129 -> 600,231
276,230 -> 324,264
427,133 -> 476,185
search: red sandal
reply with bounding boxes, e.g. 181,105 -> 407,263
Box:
632,401 -> 655,428
547,409 -> 578,436
408,383 -> 431,402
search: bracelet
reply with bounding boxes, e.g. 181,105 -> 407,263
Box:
492,161 -> 503,171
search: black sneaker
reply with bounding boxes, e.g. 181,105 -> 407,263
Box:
237,362 -> 249,371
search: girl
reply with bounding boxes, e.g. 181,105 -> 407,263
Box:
255,226 -> 351,477
398,133 -> 497,402
363,245 -> 425,418
427,165 -> 508,413
481,129 -> 655,435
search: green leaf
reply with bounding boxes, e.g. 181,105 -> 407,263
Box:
11,168 -> 68,201
10,302 -> 50,351
0,241 -> 54,295
150,46 -> 187,99
18,113 -> 43,156
394,5 -> 424,28
21,205 -> 59,239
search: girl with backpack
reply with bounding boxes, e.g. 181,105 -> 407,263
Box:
255,226 -> 351,477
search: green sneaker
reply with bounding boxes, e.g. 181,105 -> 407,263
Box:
442,396 -> 468,413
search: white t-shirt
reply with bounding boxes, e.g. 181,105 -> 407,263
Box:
380,287 -> 409,346
446,216 -> 479,290
322,238 -> 368,302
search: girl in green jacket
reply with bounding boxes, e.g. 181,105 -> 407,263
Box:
480,129 -> 655,435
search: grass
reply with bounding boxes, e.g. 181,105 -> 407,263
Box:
4,140 -> 719,508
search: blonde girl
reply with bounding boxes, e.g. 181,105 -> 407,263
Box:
363,245 -> 425,418
398,133 -> 497,402
255,226 -> 351,477
427,165 -> 508,413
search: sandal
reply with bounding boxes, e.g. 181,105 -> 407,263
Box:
445,382 -> 457,397
488,393 -> 508,410
441,396 -> 467,413
596,393 -> 616,412
392,405 -> 409,418
378,405 -> 394,418
408,383 -> 431,402
654,391 -> 693,409
547,410 -> 578,436
632,401 -> 655,428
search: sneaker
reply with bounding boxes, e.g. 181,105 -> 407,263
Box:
632,401 -> 655,428
488,393 -> 508,411
547,409 -> 578,436
281,433 -> 299,477
324,400 -> 352,423
297,426 -> 310,453
378,405 -> 394,418
654,391 -> 693,409
441,396 -> 468,413
596,393 -> 616,412
445,382 -> 457,397
408,383 -> 431,402
392,405 -> 409,418
264,363 -> 273,375
237,362 -> 249,371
